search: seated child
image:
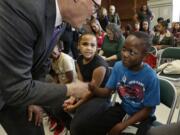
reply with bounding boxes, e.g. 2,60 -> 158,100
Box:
63,33 -> 111,134
71,31 -> 160,135
50,41 -> 77,84
48,41 -> 77,134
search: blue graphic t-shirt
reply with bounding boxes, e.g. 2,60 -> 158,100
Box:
106,61 -> 160,116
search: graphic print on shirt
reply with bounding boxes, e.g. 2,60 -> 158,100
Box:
117,75 -> 145,103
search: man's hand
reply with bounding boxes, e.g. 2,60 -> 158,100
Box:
28,105 -> 44,126
109,122 -> 127,135
66,80 -> 89,99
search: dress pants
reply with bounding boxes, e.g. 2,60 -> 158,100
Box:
0,105 -> 44,135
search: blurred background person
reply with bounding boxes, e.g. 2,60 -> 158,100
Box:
141,19 -> 154,39
135,5 -> 154,30
99,23 -> 125,67
123,24 -> 133,38
98,7 -> 109,31
172,22 -> 180,46
90,19 -> 106,49
134,21 -> 140,32
153,19 -> 174,51
108,5 -> 121,26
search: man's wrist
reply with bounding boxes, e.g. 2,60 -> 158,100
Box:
66,84 -> 73,97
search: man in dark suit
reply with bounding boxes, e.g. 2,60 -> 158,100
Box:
0,0 -> 101,134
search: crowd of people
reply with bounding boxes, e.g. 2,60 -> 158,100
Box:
0,0 -> 179,135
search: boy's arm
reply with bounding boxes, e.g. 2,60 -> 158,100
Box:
109,107 -> 152,135
89,83 -> 113,97
123,107 -> 152,126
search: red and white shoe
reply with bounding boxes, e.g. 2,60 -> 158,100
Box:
54,125 -> 67,135
49,118 -> 57,131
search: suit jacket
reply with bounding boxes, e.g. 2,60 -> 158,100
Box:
0,0 -> 67,109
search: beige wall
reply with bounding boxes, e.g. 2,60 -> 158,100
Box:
148,0 -> 173,27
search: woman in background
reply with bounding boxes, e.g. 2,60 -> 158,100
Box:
135,5 -> 153,30
153,19 -> 174,50
90,19 -> 106,49
99,23 -> 125,67
141,19 -> 154,39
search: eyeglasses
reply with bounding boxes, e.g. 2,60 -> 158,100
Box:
92,0 -> 101,14
121,48 -> 140,56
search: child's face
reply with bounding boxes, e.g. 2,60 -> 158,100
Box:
121,35 -> 145,71
134,23 -> 140,30
91,22 -> 99,33
175,23 -> 180,30
52,46 -> 60,59
142,21 -> 149,31
79,35 -> 97,61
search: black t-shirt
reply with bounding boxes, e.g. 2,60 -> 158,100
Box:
77,55 -> 110,87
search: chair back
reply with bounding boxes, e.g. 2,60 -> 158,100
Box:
158,47 -> 180,67
159,77 -> 177,124
149,46 -> 158,56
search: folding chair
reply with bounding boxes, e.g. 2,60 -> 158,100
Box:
157,47 -> 180,68
149,46 -> 158,56
178,108 -> 180,122
153,77 -> 177,126
157,47 -> 180,108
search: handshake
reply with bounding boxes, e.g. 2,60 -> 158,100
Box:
64,80 -> 94,112
28,80 -> 96,126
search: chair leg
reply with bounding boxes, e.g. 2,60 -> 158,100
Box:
178,107 -> 180,122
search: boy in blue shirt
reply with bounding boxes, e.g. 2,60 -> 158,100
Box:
70,32 -> 160,135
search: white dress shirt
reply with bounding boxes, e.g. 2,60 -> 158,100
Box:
55,0 -> 62,27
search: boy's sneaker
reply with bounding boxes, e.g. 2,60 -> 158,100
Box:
49,119 -> 57,131
54,124 -> 67,135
